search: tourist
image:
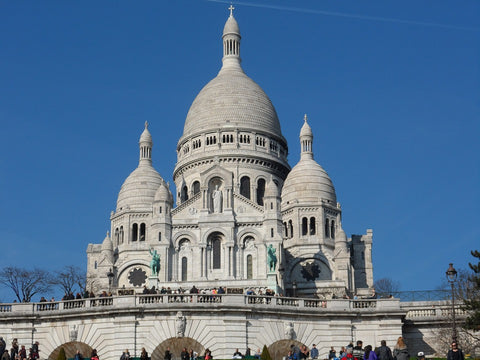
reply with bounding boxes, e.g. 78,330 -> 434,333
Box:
339,347 -> 346,358
245,348 -> 251,357
233,348 -> 242,359
164,347 -> 172,360
120,350 -> 130,360
447,342 -> 464,360
392,337 -> 409,360
341,347 -> 354,360
363,346 -> 377,360
91,349 -> 99,360
181,347 -> 189,360
329,347 -> 336,359
310,344 -> 319,360
74,350 -> 83,360
375,340 -> 392,360
300,345 -> 309,359
204,349 -> 212,360
254,348 -> 261,359
18,346 -> 26,360
0,339 -> 5,358
10,338 -> 18,360
2,350 -> 10,360
353,341 -> 364,360
140,348 -> 148,360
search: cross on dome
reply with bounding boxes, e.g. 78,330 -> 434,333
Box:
304,114 -> 308,122
229,4 -> 235,16
145,121 -> 149,129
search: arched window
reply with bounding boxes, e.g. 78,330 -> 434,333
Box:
271,228 -> 274,237
283,222 -> 287,237
247,255 -> 253,279
302,217 -> 308,236
94,261 -> 97,270
240,176 -> 251,199
181,185 -> 188,202
325,219 -> 329,238
120,226 -> 124,244
158,232 -> 162,242
331,220 -> 335,239
115,228 -> 119,243
288,220 -> 293,238
212,236 -> 221,269
310,217 -> 316,235
192,181 -> 200,195
159,206 -> 162,214
256,178 -> 265,206
140,223 -> 146,241
181,257 -> 188,281
132,223 -> 138,241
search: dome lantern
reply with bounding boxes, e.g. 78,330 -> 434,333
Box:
221,5 -> 242,72
139,121 -> 153,166
300,114 -> 314,160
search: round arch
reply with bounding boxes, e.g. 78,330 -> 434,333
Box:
151,337 -> 204,360
268,339 -> 304,360
49,342 -> 93,360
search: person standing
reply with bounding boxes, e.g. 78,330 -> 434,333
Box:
74,350 -> 83,360
164,348 -> 172,360
447,342 -> 464,360
353,341 -> 364,360
329,347 -> 337,360
375,340 -> 393,360
310,345 -> 319,360
140,348 -> 148,360
364,346 -> 378,360
392,337 -> 409,360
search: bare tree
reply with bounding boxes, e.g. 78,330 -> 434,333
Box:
50,265 -> 86,297
374,277 -> 400,297
0,267 -> 52,302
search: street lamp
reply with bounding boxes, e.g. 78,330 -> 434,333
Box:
292,280 -> 297,298
107,268 -> 114,293
446,263 -> 458,342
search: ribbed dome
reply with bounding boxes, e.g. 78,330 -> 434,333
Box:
300,119 -> 313,137
116,165 -> 164,211
182,71 -> 282,139
265,178 -> 278,197
281,158 -> 336,206
140,125 -> 152,143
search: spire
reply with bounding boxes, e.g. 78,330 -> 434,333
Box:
299,114 -> 314,160
139,121 -> 153,166
221,6 -> 242,72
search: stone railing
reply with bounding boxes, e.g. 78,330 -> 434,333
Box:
402,301 -> 468,320
0,295 -> 404,316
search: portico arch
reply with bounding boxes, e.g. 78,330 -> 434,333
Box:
268,339 -> 304,360
49,342 -> 92,360
151,337 -> 204,360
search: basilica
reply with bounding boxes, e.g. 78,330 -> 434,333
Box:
86,8 -> 373,299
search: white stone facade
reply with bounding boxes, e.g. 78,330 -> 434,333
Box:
86,10 -> 374,300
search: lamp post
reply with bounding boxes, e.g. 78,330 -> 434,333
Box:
292,280 -> 297,298
446,263 -> 458,342
107,268 -> 114,293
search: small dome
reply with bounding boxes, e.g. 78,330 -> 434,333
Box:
154,181 -> 173,203
117,165 -> 164,211
101,232 -> 113,252
223,15 -> 240,36
140,122 -> 152,143
265,178 -> 278,197
281,158 -> 336,206
300,117 -> 313,137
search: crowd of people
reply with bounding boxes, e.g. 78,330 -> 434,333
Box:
0,338 -> 39,360
0,335 -> 464,360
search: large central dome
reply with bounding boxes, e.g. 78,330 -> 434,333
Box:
182,70 -> 282,139
179,11 -> 284,142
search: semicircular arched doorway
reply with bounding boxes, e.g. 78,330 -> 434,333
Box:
152,338 -> 204,360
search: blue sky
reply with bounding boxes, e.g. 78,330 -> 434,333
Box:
0,0 -> 479,301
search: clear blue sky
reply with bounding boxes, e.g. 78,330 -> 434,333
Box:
0,0 -> 479,301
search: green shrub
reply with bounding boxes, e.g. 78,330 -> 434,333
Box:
260,345 -> 272,360
57,348 -> 67,360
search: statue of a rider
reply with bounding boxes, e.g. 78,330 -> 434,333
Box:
149,248 -> 160,276
267,244 -> 277,272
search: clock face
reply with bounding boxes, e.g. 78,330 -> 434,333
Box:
128,267 -> 147,287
